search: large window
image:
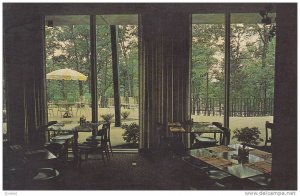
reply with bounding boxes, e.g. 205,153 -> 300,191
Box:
45,15 -> 139,148
191,12 -> 276,145
45,15 -> 91,125
95,15 -> 139,148
191,14 -> 225,140
229,13 -> 275,144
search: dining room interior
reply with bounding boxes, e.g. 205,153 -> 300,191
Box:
2,3 -> 297,191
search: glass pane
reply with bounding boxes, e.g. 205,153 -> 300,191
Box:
191,14 -> 225,141
230,13 -> 276,146
45,15 -> 91,141
96,15 -> 139,149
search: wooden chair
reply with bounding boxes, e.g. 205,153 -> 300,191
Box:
265,121 -> 274,146
40,121 -> 58,142
211,122 -> 231,146
78,128 -> 110,167
102,122 -> 113,156
43,121 -> 74,161
158,123 -> 182,151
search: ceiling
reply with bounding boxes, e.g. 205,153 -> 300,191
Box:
192,13 -> 276,24
45,15 -> 138,26
45,13 -> 276,26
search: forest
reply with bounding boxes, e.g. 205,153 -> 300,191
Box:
45,20 -> 275,117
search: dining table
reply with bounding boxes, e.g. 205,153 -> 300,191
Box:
5,145 -> 57,171
168,122 -> 224,148
188,144 -> 272,180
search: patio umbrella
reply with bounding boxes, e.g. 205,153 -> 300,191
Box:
46,68 -> 87,81
46,68 -> 88,103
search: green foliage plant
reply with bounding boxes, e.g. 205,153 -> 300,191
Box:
100,113 -> 114,123
121,123 -> 139,144
121,110 -> 130,120
232,127 -> 263,146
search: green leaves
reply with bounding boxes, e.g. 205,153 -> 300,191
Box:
121,123 -> 139,144
46,23 -> 139,103
232,127 -> 263,145
191,23 -> 275,102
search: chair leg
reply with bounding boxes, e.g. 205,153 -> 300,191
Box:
101,150 -> 106,165
108,141 -> 113,156
105,147 -> 110,161
78,151 -> 82,168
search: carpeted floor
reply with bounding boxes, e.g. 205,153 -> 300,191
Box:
54,152 -> 192,190
4,151 -> 266,190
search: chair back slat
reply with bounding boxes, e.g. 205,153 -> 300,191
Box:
102,123 -> 111,140
265,121 -> 273,146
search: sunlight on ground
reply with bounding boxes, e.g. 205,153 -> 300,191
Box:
2,107 -> 272,147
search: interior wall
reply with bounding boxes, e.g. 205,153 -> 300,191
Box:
139,12 -> 190,149
272,3 -> 297,190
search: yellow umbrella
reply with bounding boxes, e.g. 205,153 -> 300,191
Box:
46,68 -> 87,81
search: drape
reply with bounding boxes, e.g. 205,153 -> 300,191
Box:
4,10 -> 47,146
139,12 -> 191,150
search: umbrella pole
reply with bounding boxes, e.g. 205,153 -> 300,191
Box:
62,80 -> 66,100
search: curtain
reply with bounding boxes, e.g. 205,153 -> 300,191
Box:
4,10 -> 47,146
139,12 -> 191,150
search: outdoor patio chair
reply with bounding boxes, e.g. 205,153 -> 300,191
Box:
265,121 -> 273,146
75,102 -> 86,116
47,102 -> 55,116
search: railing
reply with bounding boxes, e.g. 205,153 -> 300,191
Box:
191,97 -> 274,117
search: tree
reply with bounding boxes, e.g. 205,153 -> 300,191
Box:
45,23 -> 139,108
192,24 -> 224,114
117,25 -> 138,99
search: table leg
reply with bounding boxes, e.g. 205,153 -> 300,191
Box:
219,133 -> 223,144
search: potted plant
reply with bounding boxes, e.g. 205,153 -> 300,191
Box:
100,113 -> 114,123
232,127 -> 263,160
121,110 -> 130,120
